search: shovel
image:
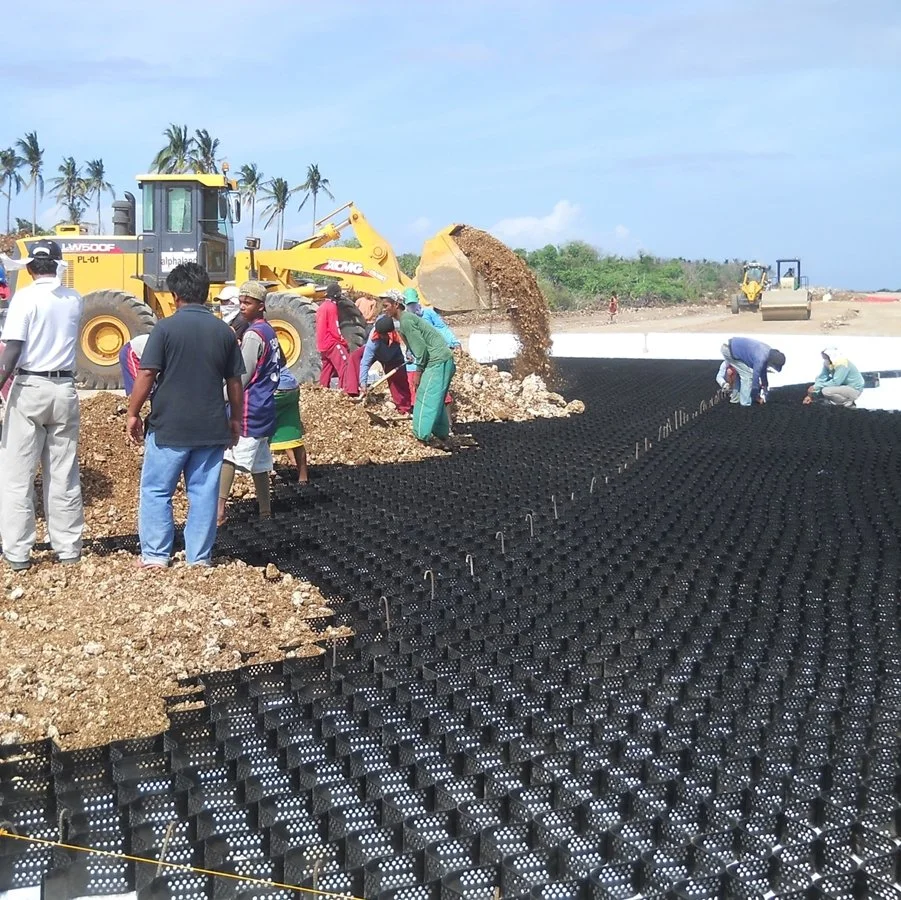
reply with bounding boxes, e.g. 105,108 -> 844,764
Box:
356,366 -> 401,405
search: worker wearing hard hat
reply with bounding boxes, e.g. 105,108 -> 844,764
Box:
720,337 -> 785,406
802,347 -> 864,407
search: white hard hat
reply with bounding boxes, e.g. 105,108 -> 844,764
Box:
216,285 -> 240,302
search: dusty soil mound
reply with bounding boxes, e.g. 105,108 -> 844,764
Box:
451,226 -> 554,383
0,555 -> 348,749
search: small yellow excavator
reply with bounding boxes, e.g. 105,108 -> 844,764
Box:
7,170 -> 489,388
731,262 -> 770,314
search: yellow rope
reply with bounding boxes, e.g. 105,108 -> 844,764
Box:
0,829 -> 363,900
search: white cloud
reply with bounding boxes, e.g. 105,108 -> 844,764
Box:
614,224 -> 630,240
490,200 -> 581,248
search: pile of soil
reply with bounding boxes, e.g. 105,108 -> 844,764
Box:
0,555 -> 348,749
451,226 -> 554,383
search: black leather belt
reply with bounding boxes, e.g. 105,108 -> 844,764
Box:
17,369 -> 74,378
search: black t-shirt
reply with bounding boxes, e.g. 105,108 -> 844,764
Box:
141,304 -> 245,447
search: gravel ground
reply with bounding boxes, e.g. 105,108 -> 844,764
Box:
0,554 -> 349,750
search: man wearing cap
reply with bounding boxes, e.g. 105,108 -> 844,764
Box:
215,285 -> 242,325
802,347 -> 865,407
0,239 -> 84,571
381,293 -> 455,444
127,262 -> 245,568
720,337 -> 785,406
218,281 -> 281,524
316,281 -> 352,391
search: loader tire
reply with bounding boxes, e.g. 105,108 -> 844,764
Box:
77,290 -> 156,390
265,293 -> 320,384
337,298 -> 368,351
731,295 -> 741,315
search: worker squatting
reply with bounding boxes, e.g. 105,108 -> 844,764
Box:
0,248 -> 463,570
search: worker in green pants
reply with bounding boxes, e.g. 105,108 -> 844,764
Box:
381,294 -> 456,445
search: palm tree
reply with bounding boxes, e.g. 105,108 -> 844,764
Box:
50,157 -> 88,224
238,163 -> 264,234
295,163 -> 335,232
261,177 -> 294,248
190,129 -> 220,174
0,148 -> 25,234
84,159 -> 114,233
15,131 -> 44,235
151,124 -> 192,174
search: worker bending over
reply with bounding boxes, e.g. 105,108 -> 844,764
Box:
382,294 -> 455,445
218,282 -> 280,525
720,337 -> 785,406
316,282 -> 353,392
358,315 -> 413,414
803,347 -> 864,407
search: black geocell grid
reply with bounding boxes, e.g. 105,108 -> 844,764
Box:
1,359 -> 899,900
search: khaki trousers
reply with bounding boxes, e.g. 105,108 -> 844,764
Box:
0,375 -> 84,562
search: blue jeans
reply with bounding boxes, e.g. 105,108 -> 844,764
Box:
721,344 -> 755,406
138,432 -> 225,565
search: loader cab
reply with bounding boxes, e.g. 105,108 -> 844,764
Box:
137,174 -> 239,291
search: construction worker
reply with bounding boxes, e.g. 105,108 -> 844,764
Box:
715,360 -> 738,398
720,337 -> 785,406
355,293 -> 379,324
382,293 -> 455,445
405,287 -> 461,349
316,282 -> 352,391
127,263 -> 244,568
0,262 -> 10,302
358,315 -> 413,414
215,285 -> 242,324
608,293 -> 619,324
803,347 -> 865,407
119,333 -> 151,396
0,239 -> 84,571
218,282 -> 281,525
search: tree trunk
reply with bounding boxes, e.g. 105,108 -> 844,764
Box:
97,195 -> 102,234
6,192 -> 11,234
32,184 -> 37,236
251,195 -> 256,235
312,193 -> 317,232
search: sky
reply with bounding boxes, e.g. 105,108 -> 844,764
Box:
2,0 -> 900,288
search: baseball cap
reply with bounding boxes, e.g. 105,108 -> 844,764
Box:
239,281 -> 268,302
31,239 -> 62,261
216,285 -> 240,302
325,282 -> 342,300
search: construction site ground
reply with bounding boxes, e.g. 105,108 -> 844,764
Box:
451,297 -> 901,340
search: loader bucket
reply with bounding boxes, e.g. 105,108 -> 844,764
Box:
760,288 -> 812,321
416,225 -> 493,312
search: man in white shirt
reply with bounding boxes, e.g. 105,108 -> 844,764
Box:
0,239 -> 85,571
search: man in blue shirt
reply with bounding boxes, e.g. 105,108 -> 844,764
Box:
358,315 -> 412,414
720,337 -> 785,406
404,287 -> 461,349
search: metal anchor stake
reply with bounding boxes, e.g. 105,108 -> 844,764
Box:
381,595 -> 391,634
423,569 -> 435,601
590,477 -> 597,494
551,495 -> 558,519
496,531 -> 506,555
525,513 -> 534,537
465,553 -> 474,576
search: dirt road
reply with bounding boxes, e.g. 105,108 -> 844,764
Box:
455,299 -> 901,341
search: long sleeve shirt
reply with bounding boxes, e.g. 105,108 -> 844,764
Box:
728,337 -> 772,397
397,310 -> 453,371
420,306 -> 460,348
359,329 -> 406,385
811,357 -> 865,394
315,300 -> 347,353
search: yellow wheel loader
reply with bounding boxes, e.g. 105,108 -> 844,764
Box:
8,171 -> 501,388
731,262 -> 769,314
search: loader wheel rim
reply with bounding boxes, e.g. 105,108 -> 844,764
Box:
82,316 -> 130,366
274,322 -> 302,368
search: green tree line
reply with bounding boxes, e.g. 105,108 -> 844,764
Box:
396,241 -> 744,308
